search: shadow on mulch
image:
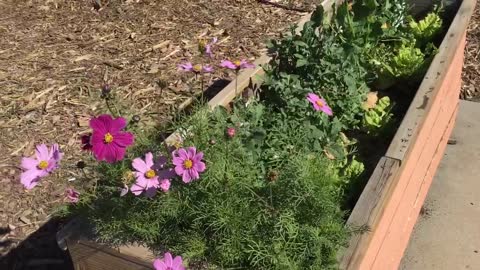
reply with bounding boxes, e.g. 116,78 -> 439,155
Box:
0,218 -> 73,270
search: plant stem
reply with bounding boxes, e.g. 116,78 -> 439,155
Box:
200,72 -> 205,102
235,70 -> 239,97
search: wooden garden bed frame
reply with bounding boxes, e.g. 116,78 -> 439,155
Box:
56,0 -> 476,269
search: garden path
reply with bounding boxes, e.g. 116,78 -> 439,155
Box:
400,100 -> 480,270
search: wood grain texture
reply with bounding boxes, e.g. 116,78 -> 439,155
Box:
339,157 -> 402,270
67,240 -> 152,270
386,0 -> 476,160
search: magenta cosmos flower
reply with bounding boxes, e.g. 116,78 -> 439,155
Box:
90,114 -> 134,163
65,188 -> 80,203
131,152 -> 171,197
153,252 -> 185,270
306,93 -> 333,116
178,62 -> 214,73
220,59 -> 255,70
20,144 -> 63,190
172,147 -> 206,183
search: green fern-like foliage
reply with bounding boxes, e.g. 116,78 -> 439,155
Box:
76,103 -> 349,269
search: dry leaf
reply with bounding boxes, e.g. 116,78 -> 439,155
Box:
362,91 -> 378,110
323,149 -> 335,160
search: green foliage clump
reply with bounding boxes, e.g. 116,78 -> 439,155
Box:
409,12 -> 443,46
76,103 -> 349,269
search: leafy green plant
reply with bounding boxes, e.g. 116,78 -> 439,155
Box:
361,96 -> 394,134
409,12 -> 443,46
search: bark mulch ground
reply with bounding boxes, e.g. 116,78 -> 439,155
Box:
0,0 -> 308,268
461,1 -> 480,101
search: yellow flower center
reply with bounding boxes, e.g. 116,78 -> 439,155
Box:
38,160 -> 49,170
183,159 -> 193,169
193,64 -> 203,72
104,133 -> 114,143
381,22 -> 389,29
145,169 -> 156,179
316,100 -> 324,108
233,60 -> 242,66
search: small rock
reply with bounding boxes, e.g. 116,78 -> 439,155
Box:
8,224 -> 16,231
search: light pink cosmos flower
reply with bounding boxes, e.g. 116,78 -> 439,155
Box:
90,114 -> 134,163
306,93 -> 333,116
220,59 -> 255,70
153,252 -> 185,270
20,144 -> 63,190
65,188 -> 80,203
172,147 -> 206,183
205,37 -> 218,58
131,152 -> 171,197
178,62 -> 214,74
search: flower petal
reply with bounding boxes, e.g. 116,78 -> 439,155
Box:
220,60 -> 237,69
111,117 -> 127,132
178,62 -> 193,71
90,115 -> 113,133
132,157 -> 148,173
104,145 -> 117,163
322,105 -> 333,116
182,171 -> 192,183
164,252 -> 173,267
172,256 -> 184,269
92,142 -> 107,161
193,152 -> 203,162
35,144 -> 49,161
120,184 -> 129,197
175,165 -> 185,177
21,169 -> 41,190
113,132 -> 134,147
189,168 -> 199,180
193,161 -> 206,173
153,259 -> 167,270
131,177 -> 148,195
144,152 -> 154,168
146,177 -> 160,189
172,157 -> 184,166
187,147 -> 197,159
177,148 -> 188,160
21,157 -> 38,170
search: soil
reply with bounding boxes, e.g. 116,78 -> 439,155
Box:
0,0 -> 307,268
461,1 -> 480,101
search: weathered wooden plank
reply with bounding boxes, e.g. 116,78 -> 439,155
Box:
372,104 -> 459,270
339,156 -> 402,270
67,239 -> 152,270
386,0 -> 476,160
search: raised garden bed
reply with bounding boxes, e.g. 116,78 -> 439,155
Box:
54,0 -> 476,269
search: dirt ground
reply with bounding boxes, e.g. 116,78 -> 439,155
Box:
0,0 -> 309,266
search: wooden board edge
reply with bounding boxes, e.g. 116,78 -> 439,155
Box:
385,0 -> 476,160
338,156 -> 402,270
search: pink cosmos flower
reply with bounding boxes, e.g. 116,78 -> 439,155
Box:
153,252 -> 185,270
20,144 -> 63,190
131,152 -> 171,197
226,127 -> 236,138
172,147 -> 206,183
306,93 -> 333,116
90,114 -> 134,163
220,59 -> 255,70
178,62 -> 214,74
65,188 -> 80,203
205,37 -> 218,58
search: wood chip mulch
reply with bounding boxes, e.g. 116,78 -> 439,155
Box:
461,2 -> 480,101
